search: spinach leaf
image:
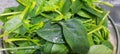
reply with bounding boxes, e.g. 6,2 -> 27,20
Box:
61,0 -> 71,15
43,42 -> 53,54
51,44 -> 68,54
43,42 -> 68,54
71,0 -> 82,13
0,0 -> 113,54
4,15 -> 22,33
88,45 -> 113,54
37,22 -> 64,43
60,18 -> 90,54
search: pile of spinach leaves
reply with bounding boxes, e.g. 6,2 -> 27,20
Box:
0,0 -> 114,54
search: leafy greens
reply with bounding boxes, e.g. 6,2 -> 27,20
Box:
0,0 -> 114,54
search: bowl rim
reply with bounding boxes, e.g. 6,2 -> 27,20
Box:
108,15 -> 119,54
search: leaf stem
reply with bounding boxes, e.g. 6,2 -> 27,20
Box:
87,26 -> 102,35
99,11 -> 110,25
5,38 -> 29,42
40,13 -> 52,19
94,1 -> 114,7
0,12 -> 21,17
0,46 -> 39,51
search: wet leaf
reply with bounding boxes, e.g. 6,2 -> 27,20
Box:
37,22 -> 64,43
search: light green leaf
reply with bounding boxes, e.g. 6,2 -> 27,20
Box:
88,45 -> 113,54
64,12 -> 72,20
53,15 -> 64,21
30,22 -> 44,31
4,15 -> 22,33
23,19 -> 31,30
51,44 -> 68,54
77,10 -> 92,18
102,40 -> 113,50
35,0 -> 45,15
43,42 -> 68,54
43,0 -> 62,11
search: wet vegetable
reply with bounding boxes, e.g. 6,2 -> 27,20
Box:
0,0 -> 113,54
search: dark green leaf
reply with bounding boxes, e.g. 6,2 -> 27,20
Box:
37,22 -> 64,43
60,18 -> 90,54
0,16 -> 8,23
82,5 -> 103,18
31,16 -> 47,24
61,0 -> 71,15
43,42 -> 53,54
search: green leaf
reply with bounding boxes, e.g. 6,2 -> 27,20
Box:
63,12 -> 72,20
77,10 -> 92,18
4,15 -> 22,33
71,0 -> 82,13
82,4 -> 103,18
61,0 -> 71,15
31,16 -> 47,24
60,18 -> 90,54
19,26 -> 27,35
88,45 -> 113,54
1,0 -> 112,54
51,44 -> 68,54
43,42 -> 68,54
9,4 -> 25,12
37,22 -> 64,43
11,49 -> 35,54
10,26 -> 27,36
0,16 -> 8,23
43,42 -> 53,54
43,0 -> 61,11
102,40 -> 113,50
